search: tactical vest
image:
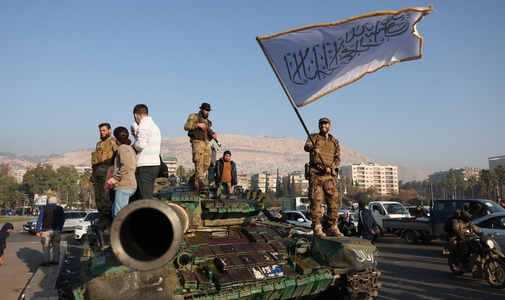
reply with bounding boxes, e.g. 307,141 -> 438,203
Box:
41,205 -> 64,230
188,113 -> 213,141
91,136 -> 115,165
310,134 -> 336,167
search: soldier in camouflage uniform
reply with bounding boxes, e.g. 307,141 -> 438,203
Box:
184,103 -> 217,190
452,210 -> 483,272
90,123 -> 118,227
304,118 -> 343,237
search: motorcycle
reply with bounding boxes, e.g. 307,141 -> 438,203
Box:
448,233 -> 505,289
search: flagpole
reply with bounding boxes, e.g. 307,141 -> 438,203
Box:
256,37 -> 327,168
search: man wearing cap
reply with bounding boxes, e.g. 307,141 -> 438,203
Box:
36,196 -> 65,266
184,103 -> 217,189
304,117 -> 343,237
452,210 -> 483,272
214,150 -> 237,190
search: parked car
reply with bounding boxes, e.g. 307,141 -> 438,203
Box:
23,210 -> 88,235
1,209 -> 16,216
473,212 -> 505,250
281,210 -> 312,228
74,211 -> 100,246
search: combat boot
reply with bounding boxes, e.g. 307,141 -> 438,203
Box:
313,225 -> 326,237
326,225 -> 344,237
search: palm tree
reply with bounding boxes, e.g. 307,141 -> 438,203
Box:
480,169 -> 496,200
441,178 -> 449,198
495,165 -> 505,200
467,175 -> 478,199
456,176 -> 468,199
446,171 -> 456,199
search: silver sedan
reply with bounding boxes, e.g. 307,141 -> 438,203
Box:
473,212 -> 505,250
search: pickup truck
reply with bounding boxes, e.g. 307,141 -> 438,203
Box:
383,198 -> 505,244
368,201 -> 410,236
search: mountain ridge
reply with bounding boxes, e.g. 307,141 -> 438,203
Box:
0,134 -> 430,182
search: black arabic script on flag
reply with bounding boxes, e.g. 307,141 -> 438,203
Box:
284,13 -> 411,85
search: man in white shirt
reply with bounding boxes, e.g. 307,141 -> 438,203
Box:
131,104 -> 161,200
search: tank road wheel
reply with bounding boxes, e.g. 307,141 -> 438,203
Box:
403,231 -> 419,245
448,253 -> 463,275
484,258 -> 505,289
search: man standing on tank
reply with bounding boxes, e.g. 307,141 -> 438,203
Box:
131,104 -> 161,201
91,123 -> 118,228
304,118 -> 343,237
184,103 -> 217,190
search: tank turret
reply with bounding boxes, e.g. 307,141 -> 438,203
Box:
75,184 -> 381,300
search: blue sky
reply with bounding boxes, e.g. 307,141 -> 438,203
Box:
1,1 -> 504,173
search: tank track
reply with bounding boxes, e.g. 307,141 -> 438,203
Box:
341,267 -> 381,300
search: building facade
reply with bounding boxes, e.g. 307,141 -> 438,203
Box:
237,173 -> 249,189
428,167 -> 481,182
489,156 -> 505,171
282,171 -> 309,195
251,172 -> 281,193
339,163 -> 399,196
161,156 -> 178,177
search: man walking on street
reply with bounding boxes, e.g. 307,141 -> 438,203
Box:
184,103 -> 217,190
36,196 -> 65,266
304,117 -> 343,237
357,200 -> 377,241
91,123 -> 117,227
214,150 -> 237,190
131,104 -> 161,201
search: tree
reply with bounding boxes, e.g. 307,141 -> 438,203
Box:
0,175 -> 20,208
446,171 -> 456,199
23,163 -> 58,199
79,170 -> 92,206
468,175 -> 478,199
456,176 -> 468,199
495,165 -> 505,200
398,189 -> 420,204
480,169 -> 495,201
0,163 -> 10,177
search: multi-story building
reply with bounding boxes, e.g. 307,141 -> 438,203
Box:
428,167 -> 481,182
339,163 -> 398,196
489,155 -> 505,171
237,173 -> 249,189
251,172 -> 281,193
161,156 -> 178,177
75,166 -> 92,175
13,169 -> 27,183
282,171 -> 309,194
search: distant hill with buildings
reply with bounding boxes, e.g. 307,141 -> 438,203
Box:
0,134 -> 430,182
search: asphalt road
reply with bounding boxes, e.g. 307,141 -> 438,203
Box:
2,220 -> 504,300
373,235 -> 504,300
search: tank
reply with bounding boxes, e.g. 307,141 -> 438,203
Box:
73,184 -> 381,300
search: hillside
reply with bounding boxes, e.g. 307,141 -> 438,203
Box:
0,134 -> 430,182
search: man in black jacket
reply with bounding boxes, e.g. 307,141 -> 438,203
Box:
36,197 -> 65,266
357,201 -> 377,241
214,150 -> 237,190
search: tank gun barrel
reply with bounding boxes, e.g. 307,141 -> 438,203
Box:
110,200 -> 188,271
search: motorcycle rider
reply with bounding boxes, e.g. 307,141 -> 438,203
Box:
452,210 -> 483,273
444,209 -> 461,254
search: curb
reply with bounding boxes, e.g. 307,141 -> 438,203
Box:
23,241 -> 67,300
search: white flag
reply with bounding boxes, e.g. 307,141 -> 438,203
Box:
258,6 -> 433,107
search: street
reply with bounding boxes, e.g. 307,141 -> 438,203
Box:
1,221 -> 504,300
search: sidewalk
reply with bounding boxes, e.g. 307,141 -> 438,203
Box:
0,222 -> 67,300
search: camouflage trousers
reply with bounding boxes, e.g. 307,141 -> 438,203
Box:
308,173 -> 339,228
93,165 -> 110,217
191,140 -> 211,187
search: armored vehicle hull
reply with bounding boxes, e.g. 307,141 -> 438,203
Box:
74,185 -> 380,300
